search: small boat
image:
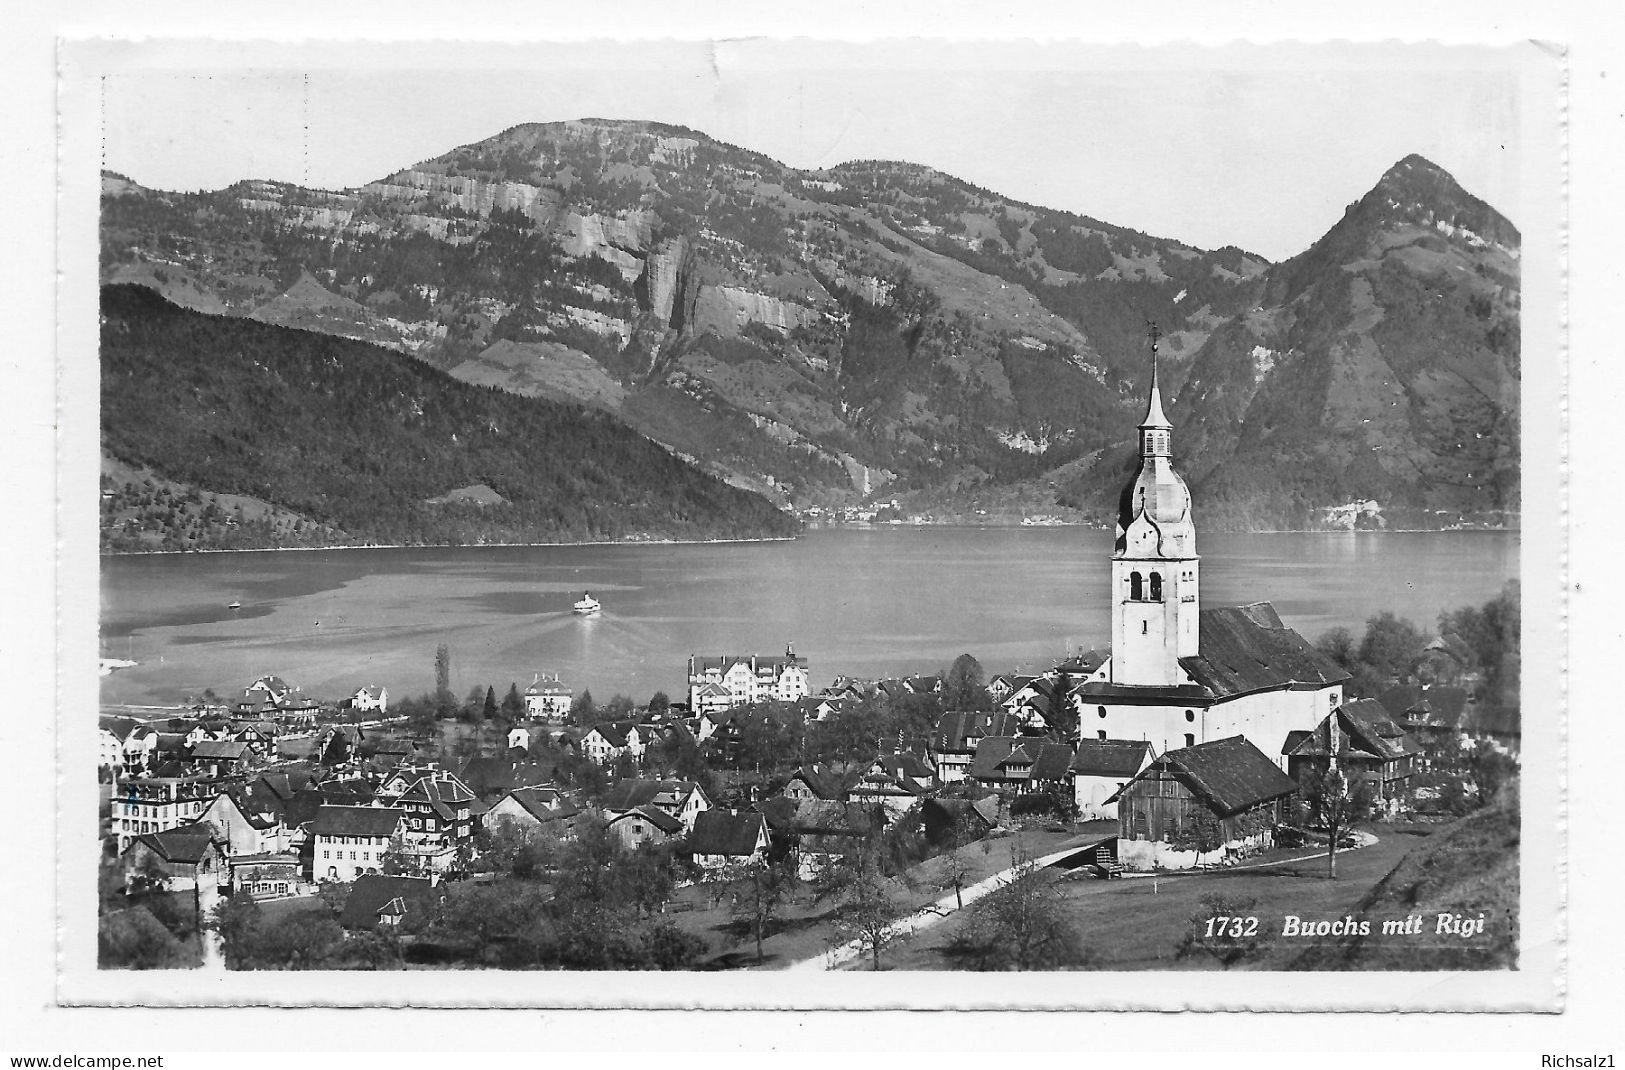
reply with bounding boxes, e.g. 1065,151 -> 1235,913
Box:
572,591 -> 601,616
228,600 -> 242,610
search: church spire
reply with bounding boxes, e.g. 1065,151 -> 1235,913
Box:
1141,321 -> 1172,432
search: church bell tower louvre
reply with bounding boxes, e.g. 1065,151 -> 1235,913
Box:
1109,324 -> 1200,687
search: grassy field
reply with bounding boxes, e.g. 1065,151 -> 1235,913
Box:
873,821 -> 1450,971
664,824 -> 1106,970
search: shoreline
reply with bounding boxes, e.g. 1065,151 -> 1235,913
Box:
98,534 -> 803,558
98,524 -> 1521,557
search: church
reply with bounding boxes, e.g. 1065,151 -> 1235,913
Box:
1068,337 -> 1350,764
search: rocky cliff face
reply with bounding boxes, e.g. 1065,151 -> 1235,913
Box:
99,127 -> 1518,525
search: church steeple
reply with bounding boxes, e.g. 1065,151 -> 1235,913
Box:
1108,324 -> 1200,686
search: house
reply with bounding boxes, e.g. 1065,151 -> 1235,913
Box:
122,825 -> 223,893
782,764 -> 845,802
757,798 -> 876,880
112,774 -> 219,852
120,724 -> 160,773
930,710 -> 1027,783
523,674 -> 573,722
485,785 -> 581,840
605,805 -> 683,850
388,770 -> 477,872
687,809 -> 771,871
186,739 -> 255,779
338,874 -> 438,932
1070,739 -> 1155,820
1110,735 -> 1300,871
229,853 -> 303,900
986,674 -> 1027,704
845,766 -> 930,822
581,722 -> 645,765
600,778 -> 712,833
687,644 -> 810,712
348,685 -> 388,714
967,736 -> 1075,795
1376,683 -> 1469,747
98,727 -> 127,775
1410,634 -> 1478,688
1283,699 -> 1425,809
690,682 -> 736,719
311,805 -> 406,883
455,756 -> 556,801
199,788 -> 288,857
507,726 -> 531,753
315,724 -> 365,766
1066,363 -> 1350,761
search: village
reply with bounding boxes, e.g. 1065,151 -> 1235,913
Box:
97,353 -> 1521,971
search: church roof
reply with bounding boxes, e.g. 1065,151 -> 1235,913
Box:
1176,603 -> 1351,699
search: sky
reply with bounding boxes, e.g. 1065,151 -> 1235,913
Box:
97,39 -> 1525,265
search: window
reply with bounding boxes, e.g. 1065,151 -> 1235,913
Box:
323,850 -> 329,859
1142,621 -> 1148,635
1149,572 -> 1162,601
1098,707 -> 1107,719
350,851 -> 357,861
1184,733 -> 1195,748
1130,571 -> 1143,600
1098,730 -> 1107,741
1185,710 -> 1195,723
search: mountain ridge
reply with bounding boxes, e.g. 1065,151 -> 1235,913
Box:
99,119 -> 1519,530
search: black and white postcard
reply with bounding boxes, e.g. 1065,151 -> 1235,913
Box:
50,35 -> 1565,1013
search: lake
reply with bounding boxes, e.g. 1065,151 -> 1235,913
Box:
98,527 -> 1520,708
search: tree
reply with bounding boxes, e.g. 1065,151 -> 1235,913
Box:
98,907 -> 191,970
1298,765 -> 1378,879
569,689 -> 595,726
317,879 -> 350,917
434,644 -> 455,716
943,653 -> 989,711
934,845 -> 977,910
729,857 -> 798,963
501,682 -> 525,721
947,838 -> 1085,970
207,891 -> 263,969
648,691 -> 671,717
1315,626 -> 1358,670
1357,612 -> 1426,683
483,685 -> 499,723
601,694 -> 636,720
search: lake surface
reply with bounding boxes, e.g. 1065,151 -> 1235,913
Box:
98,527 -> 1519,708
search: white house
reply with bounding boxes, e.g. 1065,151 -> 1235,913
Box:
599,778 -> 712,834
523,674 -> 573,722
350,685 -> 388,714
312,805 -> 406,883
687,644 -> 810,711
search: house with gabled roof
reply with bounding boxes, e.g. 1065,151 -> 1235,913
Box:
845,763 -> 931,822
757,797 -> 878,879
581,721 -> 646,765
599,778 -> 711,833
485,785 -> 580,841
199,788 -> 289,857
121,825 -> 222,893
968,736 -> 1074,796
229,853 -> 303,900
1284,699 -> 1424,808
186,738 -> 256,779
348,685 -> 388,714
1070,739 -> 1155,819
931,710 -> 1027,783
1376,683 -> 1468,747
688,809 -> 771,871
523,673 -> 573,722
312,805 -> 406,883
1110,735 -> 1299,871
606,805 -> 683,850
782,764 -> 845,802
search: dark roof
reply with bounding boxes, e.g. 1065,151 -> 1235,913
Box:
784,765 -> 843,800
1054,649 -> 1111,676
1377,684 -> 1468,728
588,722 -> 630,747
1135,736 -> 1300,815
1070,739 -> 1152,778
1286,700 -> 1424,763
608,805 -> 683,836
688,810 -> 767,857
878,752 -> 936,781
338,875 -> 436,930
190,739 -> 251,760
932,710 -> 1024,752
499,786 -> 576,824
130,825 -> 216,864
312,805 -> 404,839
599,779 -> 698,812
1028,743 -> 1076,782
1176,603 -> 1351,699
